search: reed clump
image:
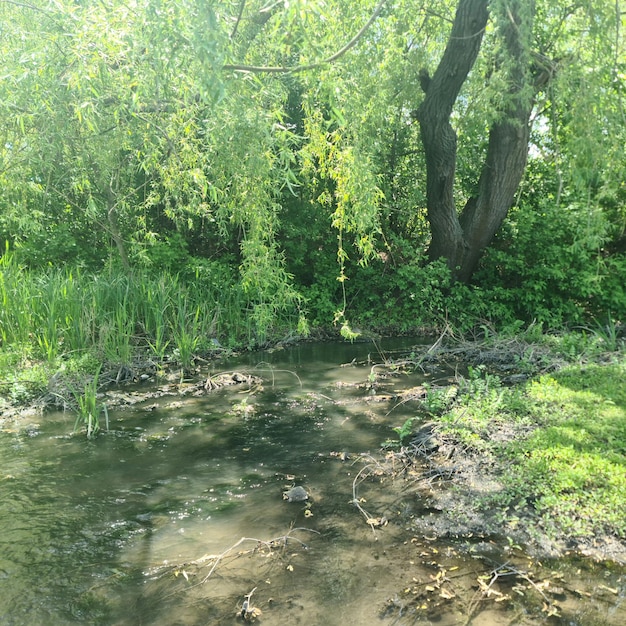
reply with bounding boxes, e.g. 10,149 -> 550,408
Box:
0,249 -> 303,423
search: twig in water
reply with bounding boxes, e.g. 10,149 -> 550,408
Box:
157,527 -> 319,599
351,464 -> 389,533
239,586 -> 262,621
252,363 -> 303,388
464,560 -> 561,624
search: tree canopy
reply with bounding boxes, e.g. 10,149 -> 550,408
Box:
1,0 -> 625,331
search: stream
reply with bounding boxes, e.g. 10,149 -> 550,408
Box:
1,339 -> 624,625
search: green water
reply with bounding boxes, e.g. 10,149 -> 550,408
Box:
1,340 -> 624,625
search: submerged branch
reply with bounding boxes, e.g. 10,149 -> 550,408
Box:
155,527 -> 320,593
351,461 -> 390,532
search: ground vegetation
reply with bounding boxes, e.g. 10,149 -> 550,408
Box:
364,331 -> 626,563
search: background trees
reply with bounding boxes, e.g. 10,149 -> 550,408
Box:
1,0 -> 624,333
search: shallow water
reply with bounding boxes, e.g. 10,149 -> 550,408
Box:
1,339 -> 624,625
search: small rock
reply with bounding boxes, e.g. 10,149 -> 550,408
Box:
283,486 -> 309,502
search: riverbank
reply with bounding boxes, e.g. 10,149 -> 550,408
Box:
381,336 -> 626,564
2,329 -> 625,565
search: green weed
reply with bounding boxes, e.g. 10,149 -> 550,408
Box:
73,368 -> 102,439
440,360 -> 626,541
393,417 -> 419,444
578,315 -> 623,353
170,296 -> 200,370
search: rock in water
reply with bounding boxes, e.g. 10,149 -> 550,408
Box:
283,486 -> 309,502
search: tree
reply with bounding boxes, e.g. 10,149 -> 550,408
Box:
415,0 -> 625,283
279,0 -> 624,286
416,0 -> 535,282
1,0 -> 623,325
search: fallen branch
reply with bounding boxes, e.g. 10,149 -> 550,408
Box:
155,527 -> 319,596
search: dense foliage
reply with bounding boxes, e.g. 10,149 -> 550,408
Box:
1,0 -> 625,347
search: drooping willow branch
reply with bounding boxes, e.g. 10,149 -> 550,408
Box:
222,0 -> 387,74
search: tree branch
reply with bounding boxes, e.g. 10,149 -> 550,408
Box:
222,0 -> 388,74
230,0 -> 247,40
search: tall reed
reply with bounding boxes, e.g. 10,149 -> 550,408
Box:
0,246 -> 33,346
0,249 -> 303,378
170,293 -> 200,370
137,275 -> 177,361
73,367 -> 101,439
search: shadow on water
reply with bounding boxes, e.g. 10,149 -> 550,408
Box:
1,339 -> 624,625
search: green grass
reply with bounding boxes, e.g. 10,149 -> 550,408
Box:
0,250 -> 306,431
0,346 -> 52,407
509,363 -> 626,538
436,360 -> 626,542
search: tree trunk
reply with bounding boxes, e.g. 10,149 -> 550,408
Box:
105,184 -> 131,272
417,0 -> 535,283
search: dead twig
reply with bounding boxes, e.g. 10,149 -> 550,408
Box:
156,527 -> 319,597
351,463 -> 389,532
464,560 -> 562,624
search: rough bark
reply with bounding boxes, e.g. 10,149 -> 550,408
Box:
417,0 -> 536,283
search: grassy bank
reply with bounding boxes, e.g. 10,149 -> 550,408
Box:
0,251 -> 307,414
414,350 -> 626,555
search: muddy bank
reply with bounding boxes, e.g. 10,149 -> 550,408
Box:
392,422 -> 626,565
317,335 -> 626,566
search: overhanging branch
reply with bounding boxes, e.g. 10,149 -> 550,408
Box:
222,0 -> 387,74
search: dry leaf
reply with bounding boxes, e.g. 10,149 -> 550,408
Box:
542,602 -> 560,617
